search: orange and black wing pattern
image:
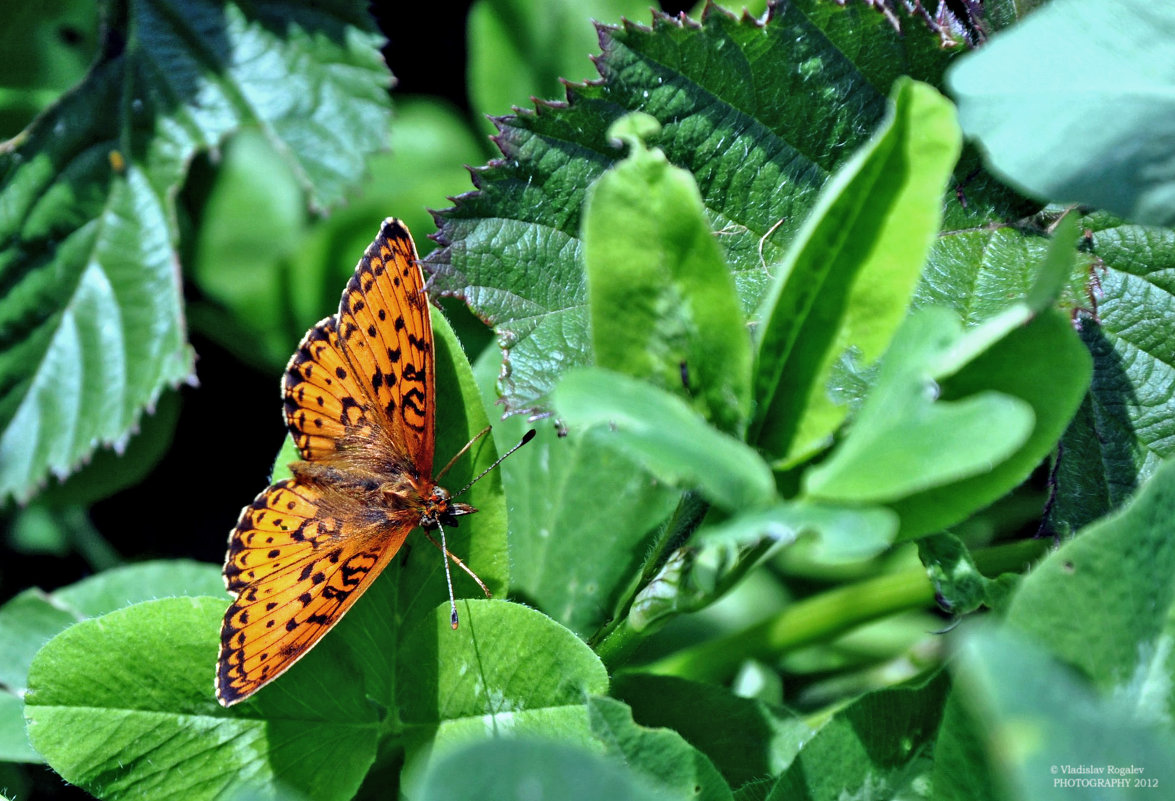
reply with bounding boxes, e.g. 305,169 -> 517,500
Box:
217,218 -> 439,707
216,480 -> 415,705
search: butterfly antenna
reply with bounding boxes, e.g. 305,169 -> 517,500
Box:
436,426 -> 492,481
432,520 -> 460,629
452,429 -> 537,499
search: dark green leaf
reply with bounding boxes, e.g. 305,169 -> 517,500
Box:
1049,221 -> 1175,533
0,0 -> 392,501
767,672 -> 949,801
429,1 -> 991,415
588,695 -> 732,801
612,674 -> 812,793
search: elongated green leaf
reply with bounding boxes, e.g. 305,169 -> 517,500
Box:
948,0 -> 1175,226
25,597 -> 376,801
804,306 -> 1035,504
553,367 -> 776,512
752,78 -> 962,464
0,0 -> 392,501
584,113 -> 752,435
429,1 -> 1012,415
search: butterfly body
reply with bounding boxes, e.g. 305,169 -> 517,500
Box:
216,219 -> 474,707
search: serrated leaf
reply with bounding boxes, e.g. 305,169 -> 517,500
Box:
553,367 -> 776,512
25,597 -> 376,801
0,0 -> 392,501
428,1 -> 1006,416
1049,222 -> 1175,533
948,0 -> 1175,226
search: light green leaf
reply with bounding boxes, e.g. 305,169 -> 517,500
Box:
948,0 -> 1175,226
804,306 -> 1035,504
584,113 -> 752,434
553,367 -> 776,512
25,597 -> 377,801
752,78 -> 962,465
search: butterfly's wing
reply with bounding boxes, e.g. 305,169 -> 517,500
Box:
283,220 -> 434,472
335,219 -> 436,475
216,478 -> 413,706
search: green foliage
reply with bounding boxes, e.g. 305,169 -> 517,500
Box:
3,0 -> 1175,799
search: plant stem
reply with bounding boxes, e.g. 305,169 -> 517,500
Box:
629,538 -> 1048,683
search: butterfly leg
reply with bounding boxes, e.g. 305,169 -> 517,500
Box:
423,529 -> 492,600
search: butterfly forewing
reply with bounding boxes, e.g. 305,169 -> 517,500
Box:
217,218 -> 447,707
336,225 -> 436,476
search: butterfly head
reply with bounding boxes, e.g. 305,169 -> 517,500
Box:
420,484 -> 477,530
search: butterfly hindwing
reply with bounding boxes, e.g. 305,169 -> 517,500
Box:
217,478 -> 414,705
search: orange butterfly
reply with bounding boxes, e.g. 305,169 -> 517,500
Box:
216,219 -> 519,707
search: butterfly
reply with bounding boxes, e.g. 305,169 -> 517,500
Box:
215,218 -> 526,707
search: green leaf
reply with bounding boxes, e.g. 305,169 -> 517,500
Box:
190,97 -> 487,372
1049,220 -> 1175,533
398,599 -> 608,724
397,600 -> 610,795
0,560 -> 224,696
1008,457 -> 1175,691
0,0 -> 97,138
752,78 -> 962,464
612,674 -> 812,793
804,306 -> 1035,504
0,0 -> 392,501
587,695 -> 732,801
416,738 -> 673,801
553,367 -> 776,512
916,532 -> 993,616
624,502 -> 897,635
887,307 -> 1090,539
467,0 -> 652,135
944,625 -> 1175,801
494,421 -> 679,638
429,1 -> 997,415
25,597 -> 376,801
948,0 -> 1175,226
583,113 -> 752,434
0,691 -> 37,763
767,671 -> 949,801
